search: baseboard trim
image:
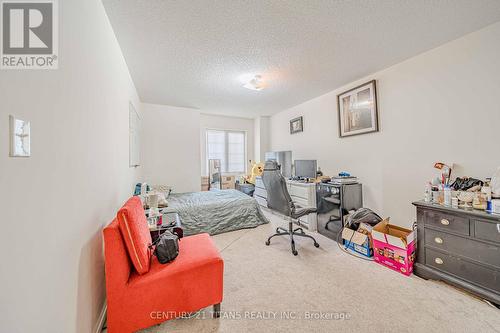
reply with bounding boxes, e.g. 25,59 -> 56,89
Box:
94,300 -> 107,333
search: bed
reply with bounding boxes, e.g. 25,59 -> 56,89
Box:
162,189 -> 270,236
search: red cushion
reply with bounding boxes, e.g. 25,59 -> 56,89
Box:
117,196 -> 152,275
128,233 -> 223,287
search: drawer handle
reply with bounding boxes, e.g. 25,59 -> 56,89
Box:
434,237 -> 443,244
440,219 -> 450,226
497,224 -> 500,233
434,257 -> 444,265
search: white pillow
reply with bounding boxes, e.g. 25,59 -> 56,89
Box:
145,191 -> 169,208
150,185 -> 172,198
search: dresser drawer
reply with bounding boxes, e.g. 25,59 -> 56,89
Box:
426,248 -> 500,293
254,187 -> 267,199
289,185 -> 309,199
424,228 -> 500,269
424,210 -> 469,235
473,219 -> 500,244
255,177 -> 265,189
254,195 -> 268,207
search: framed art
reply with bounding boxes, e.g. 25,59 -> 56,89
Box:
337,80 -> 379,137
9,115 -> 31,157
290,116 -> 303,134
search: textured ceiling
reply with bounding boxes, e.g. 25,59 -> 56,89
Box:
103,0 -> 500,118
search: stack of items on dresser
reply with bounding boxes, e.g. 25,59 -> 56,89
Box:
423,163 -> 500,214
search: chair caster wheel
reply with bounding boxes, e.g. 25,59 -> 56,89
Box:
292,250 -> 298,256
314,243 -> 320,248
265,241 -> 270,246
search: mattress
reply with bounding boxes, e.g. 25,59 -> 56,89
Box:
163,189 -> 270,236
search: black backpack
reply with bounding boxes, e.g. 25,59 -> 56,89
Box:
149,231 -> 179,264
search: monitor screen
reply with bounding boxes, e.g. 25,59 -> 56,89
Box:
294,160 -> 317,178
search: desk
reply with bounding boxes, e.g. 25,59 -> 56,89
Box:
253,177 -> 317,231
316,182 -> 363,242
286,180 -> 317,231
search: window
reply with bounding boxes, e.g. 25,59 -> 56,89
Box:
206,129 -> 246,173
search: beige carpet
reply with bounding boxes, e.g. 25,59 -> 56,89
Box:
120,210 -> 500,333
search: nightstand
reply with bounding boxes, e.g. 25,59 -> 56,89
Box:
148,212 -> 183,242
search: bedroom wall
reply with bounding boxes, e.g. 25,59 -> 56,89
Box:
141,103 -> 201,193
0,0 -> 141,332
254,116 -> 271,163
200,113 -> 255,176
270,22 -> 500,228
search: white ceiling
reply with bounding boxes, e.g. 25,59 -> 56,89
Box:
103,0 -> 500,118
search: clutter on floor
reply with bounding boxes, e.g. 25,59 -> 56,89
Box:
341,223 -> 373,258
337,164 -> 500,281
372,219 -> 416,276
338,209 -> 417,277
340,208 -> 381,259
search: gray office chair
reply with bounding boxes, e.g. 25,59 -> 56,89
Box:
263,161 -> 319,255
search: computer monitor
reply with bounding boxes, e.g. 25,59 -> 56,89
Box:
294,160 -> 317,178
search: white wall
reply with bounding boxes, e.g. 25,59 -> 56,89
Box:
270,22 -> 500,228
0,1 -> 140,332
140,110 -> 255,190
200,114 -> 254,176
141,103 -> 201,192
254,116 -> 270,163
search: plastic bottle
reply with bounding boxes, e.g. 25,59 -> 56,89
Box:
444,186 -> 452,206
482,185 -> 492,201
424,183 -> 432,202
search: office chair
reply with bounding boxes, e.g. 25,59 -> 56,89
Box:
262,161 -> 320,256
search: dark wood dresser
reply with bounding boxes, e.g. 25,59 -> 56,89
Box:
413,201 -> 500,305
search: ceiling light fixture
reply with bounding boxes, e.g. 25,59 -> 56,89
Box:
243,75 -> 265,91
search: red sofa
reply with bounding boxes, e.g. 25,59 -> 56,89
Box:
103,197 -> 224,333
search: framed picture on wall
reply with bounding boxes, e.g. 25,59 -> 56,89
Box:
290,116 -> 303,134
337,80 -> 379,137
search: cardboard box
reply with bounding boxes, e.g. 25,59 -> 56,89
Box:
201,184 -> 209,191
201,176 -> 209,186
342,226 -> 373,257
221,175 -> 235,183
221,175 -> 235,189
221,183 -> 234,190
372,219 -> 416,276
